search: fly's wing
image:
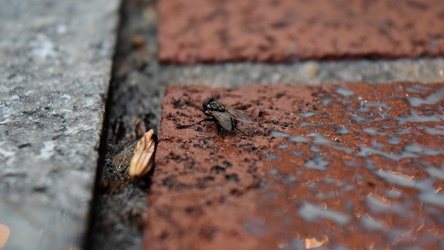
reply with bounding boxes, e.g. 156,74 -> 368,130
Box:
210,110 -> 234,131
112,139 -> 138,170
226,108 -> 254,123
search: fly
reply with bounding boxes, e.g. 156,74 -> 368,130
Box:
177,98 -> 253,135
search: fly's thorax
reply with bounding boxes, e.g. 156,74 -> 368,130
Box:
203,98 -> 226,112
208,100 -> 225,112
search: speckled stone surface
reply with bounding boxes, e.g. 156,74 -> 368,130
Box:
158,0 -> 444,63
0,0 -> 119,249
146,82 -> 444,249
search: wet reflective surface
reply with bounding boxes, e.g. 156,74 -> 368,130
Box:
147,82 -> 444,249
263,83 -> 444,249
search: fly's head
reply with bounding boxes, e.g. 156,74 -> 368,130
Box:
202,98 -> 225,113
202,98 -> 213,110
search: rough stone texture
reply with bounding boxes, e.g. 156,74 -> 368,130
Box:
158,0 -> 444,63
0,0 -> 119,249
146,82 -> 444,249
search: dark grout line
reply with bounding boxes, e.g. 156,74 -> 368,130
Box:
84,0 -> 125,248
88,0 -> 159,249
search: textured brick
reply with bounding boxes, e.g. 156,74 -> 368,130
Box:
146,82 -> 444,249
159,0 -> 444,63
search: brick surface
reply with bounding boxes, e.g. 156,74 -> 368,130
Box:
146,82 -> 444,249
158,0 -> 444,63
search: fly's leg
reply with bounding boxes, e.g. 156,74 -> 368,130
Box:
177,117 -> 214,129
235,127 -> 249,136
231,119 -> 248,136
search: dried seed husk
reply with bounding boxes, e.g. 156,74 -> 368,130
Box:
129,129 -> 156,177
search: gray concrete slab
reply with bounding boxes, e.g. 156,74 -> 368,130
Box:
0,0 -> 120,249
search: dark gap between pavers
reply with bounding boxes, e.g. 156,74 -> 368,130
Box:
145,82 -> 444,249
158,0 -> 444,63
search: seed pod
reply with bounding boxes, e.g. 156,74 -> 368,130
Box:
129,129 -> 157,177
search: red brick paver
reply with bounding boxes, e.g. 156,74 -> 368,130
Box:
146,82 -> 444,249
158,0 -> 444,63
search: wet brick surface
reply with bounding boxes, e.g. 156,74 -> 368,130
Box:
158,0 -> 444,63
146,82 -> 444,249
